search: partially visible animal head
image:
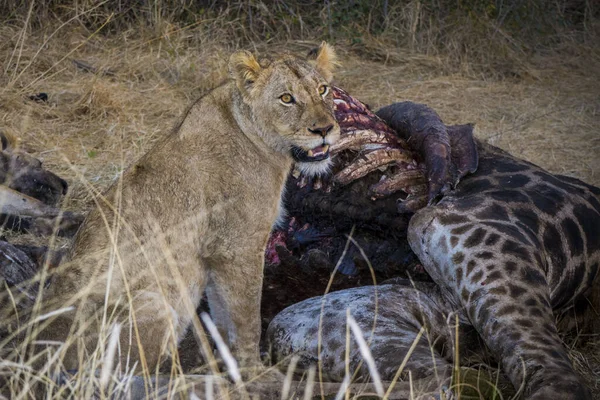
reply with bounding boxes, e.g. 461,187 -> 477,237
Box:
229,42 -> 341,176
0,151 -> 68,206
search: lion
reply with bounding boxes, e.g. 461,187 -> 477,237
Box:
34,43 -> 340,377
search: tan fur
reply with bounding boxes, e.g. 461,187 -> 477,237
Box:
36,47 -> 340,375
313,41 -> 338,82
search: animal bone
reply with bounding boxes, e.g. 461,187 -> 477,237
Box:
0,185 -> 64,218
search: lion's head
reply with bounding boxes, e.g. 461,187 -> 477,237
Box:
229,42 -> 340,176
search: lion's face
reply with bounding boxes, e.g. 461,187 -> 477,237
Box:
230,44 -> 341,176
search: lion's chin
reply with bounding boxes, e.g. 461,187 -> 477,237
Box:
295,157 -> 333,177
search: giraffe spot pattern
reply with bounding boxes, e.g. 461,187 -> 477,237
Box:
452,252 -> 465,264
513,208 -> 540,235
489,286 -> 507,296
524,297 -> 538,307
561,218 -> 583,257
485,270 -> 503,283
525,184 -> 564,215
573,204 -> 600,255
475,251 -> 495,260
586,195 -> 600,215
498,174 -> 531,188
459,178 -> 494,193
485,233 -> 501,246
521,267 -> 546,286
505,261 -> 517,273
456,268 -> 463,287
514,221 -> 539,246
451,224 -> 473,235
552,262 -> 587,309
543,224 -> 566,277
466,260 -> 477,275
492,159 -> 529,173
477,305 -> 491,322
454,195 -> 484,211
509,284 -> 527,297
489,190 -> 530,203
439,214 -> 469,225
483,221 -> 530,244
475,203 -> 510,221
516,318 -> 534,328
470,270 -> 484,284
450,236 -> 459,247
464,227 -> 487,248
497,305 -> 518,317
530,308 -> 544,317
461,287 -> 470,301
537,171 -> 588,193
501,239 -> 531,262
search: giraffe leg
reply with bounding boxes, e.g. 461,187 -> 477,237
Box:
408,206 -> 592,400
267,284 -> 468,397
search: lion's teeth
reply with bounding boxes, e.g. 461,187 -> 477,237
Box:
307,149 -> 314,157
323,144 -> 330,152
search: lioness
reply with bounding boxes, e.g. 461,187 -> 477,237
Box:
36,44 -> 340,376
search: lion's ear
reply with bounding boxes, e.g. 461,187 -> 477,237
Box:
229,51 -> 262,93
314,41 -> 338,82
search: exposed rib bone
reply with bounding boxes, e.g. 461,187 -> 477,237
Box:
334,149 -> 415,185
369,170 -> 427,198
0,186 -> 62,218
331,129 -> 400,152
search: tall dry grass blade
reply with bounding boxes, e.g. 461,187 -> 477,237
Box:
205,375 -> 214,400
383,326 -> 425,400
6,0 -> 34,84
344,308 -> 350,400
333,374 -> 351,400
453,313 -> 460,400
191,391 -> 202,400
409,370 -> 414,400
317,225 -> 355,398
9,0 -> 110,88
346,312 -> 384,396
303,366 -> 316,400
281,355 -> 299,400
99,322 -> 122,389
200,312 -> 242,385
25,12 -> 115,91
16,343 -> 69,400
345,235 -> 379,382
30,306 -> 74,324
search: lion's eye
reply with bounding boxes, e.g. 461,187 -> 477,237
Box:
280,94 -> 295,104
318,85 -> 329,96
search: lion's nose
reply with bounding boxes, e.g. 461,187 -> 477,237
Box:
308,124 -> 334,138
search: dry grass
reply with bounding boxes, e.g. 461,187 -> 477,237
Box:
0,10 -> 599,399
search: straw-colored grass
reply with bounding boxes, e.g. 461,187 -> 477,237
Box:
0,8 -> 598,399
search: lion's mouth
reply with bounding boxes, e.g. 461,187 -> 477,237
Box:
291,144 -> 330,162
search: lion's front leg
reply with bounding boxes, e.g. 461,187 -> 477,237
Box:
205,249 -> 282,381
